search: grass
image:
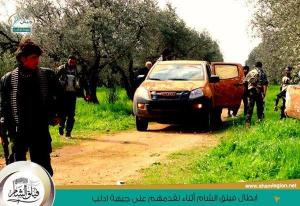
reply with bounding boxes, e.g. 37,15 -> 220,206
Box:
132,85 -> 300,184
1,87 -> 135,156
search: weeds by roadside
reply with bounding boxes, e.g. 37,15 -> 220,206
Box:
133,85 -> 300,184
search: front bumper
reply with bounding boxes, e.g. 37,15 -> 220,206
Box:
135,96 -> 210,123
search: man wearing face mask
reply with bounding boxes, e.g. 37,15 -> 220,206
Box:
56,55 -> 81,138
0,38 -> 63,176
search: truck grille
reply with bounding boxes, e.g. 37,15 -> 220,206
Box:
150,91 -> 190,100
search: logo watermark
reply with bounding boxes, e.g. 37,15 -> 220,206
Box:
8,14 -> 33,34
0,161 -> 55,206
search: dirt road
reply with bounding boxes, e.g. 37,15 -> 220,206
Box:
50,124 -> 218,185
1,111 -> 237,185
0,109 -> 238,185
0,124 -> 218,185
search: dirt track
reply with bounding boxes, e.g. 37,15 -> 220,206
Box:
0,124 -> 218,185
51,124 -> 218,185
1,111 -> 236,185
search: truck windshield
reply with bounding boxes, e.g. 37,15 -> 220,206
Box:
148,64 -> 205,81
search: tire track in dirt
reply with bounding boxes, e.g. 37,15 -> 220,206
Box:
51,124 -> 218,185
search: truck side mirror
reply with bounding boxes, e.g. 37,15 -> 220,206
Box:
137,74 -> 146,81
209,75 -> 220,83
136,74 -> 146,86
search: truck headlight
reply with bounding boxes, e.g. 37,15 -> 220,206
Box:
189,88 -> 204,99
135,86 -> 150,100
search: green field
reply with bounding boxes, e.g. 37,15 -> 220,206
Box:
0,87 -> 135,156
51,87 -> 135,148
132,85 -> 300,184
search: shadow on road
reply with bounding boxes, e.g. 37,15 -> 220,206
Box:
147,124 -> 209,134
69,136 -> 149,145
147,115 -> 245,134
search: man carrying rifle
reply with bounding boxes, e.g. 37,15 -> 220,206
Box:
274,66 -> 293,119
0,38 -> 63,176
244,62 -> 269,127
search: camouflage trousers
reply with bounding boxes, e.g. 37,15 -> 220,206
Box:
275,91 -> 287,119
243,94 -> 248,116
245,88 -> 264,124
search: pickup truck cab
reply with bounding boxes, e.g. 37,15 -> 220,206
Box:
133,60 -> 244,131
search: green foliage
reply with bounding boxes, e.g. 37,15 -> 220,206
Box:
0,22 -> 20,55
1,0 -> 223,100
192,119 -> 300,183
52,87 -> 134,135
247,0 -> 300,83
134,85 -> 300,184
106,87 -> 118,104
0,52 -> 16,77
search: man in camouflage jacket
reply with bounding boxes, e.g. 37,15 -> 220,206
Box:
243,62 -> 269,127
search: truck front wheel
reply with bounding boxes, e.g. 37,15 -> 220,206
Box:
136,117 -> 148,131
204,108 -> 221,131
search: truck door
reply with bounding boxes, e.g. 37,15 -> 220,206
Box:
211,63 -> 244,109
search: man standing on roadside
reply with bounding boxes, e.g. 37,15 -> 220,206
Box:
135,61 -> 153,89
244,62 -> 268,127
140,61 -> 153,77
0,38 -> 63,176
242,65 -> 250,116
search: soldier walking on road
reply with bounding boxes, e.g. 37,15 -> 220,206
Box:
274,66 -> 293,119
56,55 -> 81,138
0,38 -> 63,176
243,62 -> 269,127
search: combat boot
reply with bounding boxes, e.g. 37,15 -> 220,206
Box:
65,131 -> 71,139
59,127 -> 64,136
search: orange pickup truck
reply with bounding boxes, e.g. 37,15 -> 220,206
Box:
133,60 -> 244,131
285,85 -> 300,119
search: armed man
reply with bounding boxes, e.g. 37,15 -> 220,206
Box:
0,38 -> 63,176
243,61 -> 269,127
56,55 -> 85,138
274,66 -> 293,119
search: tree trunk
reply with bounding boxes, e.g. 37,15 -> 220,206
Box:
111,61 -> 135,100
88,22 -> 101,104
88,66 -> 100,104
125,55 -> 136,100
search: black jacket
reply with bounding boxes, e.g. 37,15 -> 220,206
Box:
0,67 -> 64,135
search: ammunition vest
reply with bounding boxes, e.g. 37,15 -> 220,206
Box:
10,68 -> 48,126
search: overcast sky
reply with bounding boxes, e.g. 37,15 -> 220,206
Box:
0,0 -> 260,64
157,0 -> 261,64
0,1 -> 15,21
